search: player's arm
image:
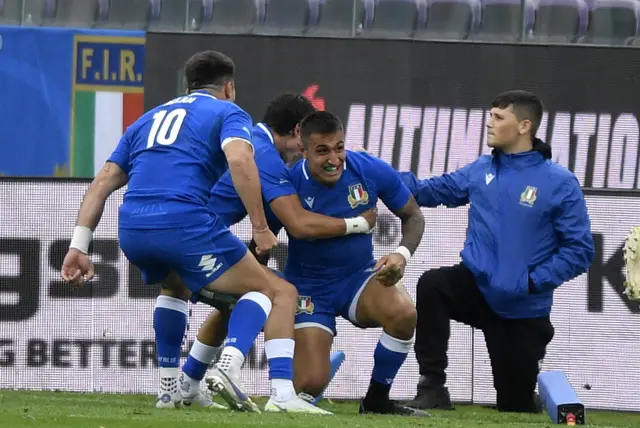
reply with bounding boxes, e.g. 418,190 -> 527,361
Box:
399,160 -> 476,208
71,135 -> 130,254
62,135 -> 130,286
256,152 -> 373,239
270,195 -> 373,239
528,177 -> 595,294
370,156 -> 425,285
389,195 -> 425,257
220,108 -> 274,253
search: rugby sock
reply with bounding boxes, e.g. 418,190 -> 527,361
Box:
217,292 -> 272,375
365,332 -> 413,402
181,339 -> 220,394
265,338 -> 296,401
154,295 -> 189,395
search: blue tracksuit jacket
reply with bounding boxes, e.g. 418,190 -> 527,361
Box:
401,145 -> 594,319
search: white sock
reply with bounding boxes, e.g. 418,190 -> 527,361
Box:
265,339 -> 296,402
159,367 -> 179,394
271,378 -> 296,402
217,346 -> 245,377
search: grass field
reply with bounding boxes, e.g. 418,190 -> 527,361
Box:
1,391 -> 639,428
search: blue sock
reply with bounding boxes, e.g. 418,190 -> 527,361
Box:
183,339 -> 220,382
153,295 -> 188,394
367,332 -> 413,401
154,295 -> 188,369
223,291 -> 272,356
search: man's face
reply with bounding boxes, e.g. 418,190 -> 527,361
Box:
303,130 -> 346,186
486,105 -> 529,149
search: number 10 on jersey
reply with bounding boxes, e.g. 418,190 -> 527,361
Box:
147,109 -> 187,148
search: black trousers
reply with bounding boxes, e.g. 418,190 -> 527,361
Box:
414,263 -> 555,412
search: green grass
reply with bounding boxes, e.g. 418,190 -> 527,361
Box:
0,390 -> 638,428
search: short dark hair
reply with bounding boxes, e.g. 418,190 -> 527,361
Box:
491,90 -> 544,137
184,51 -> 235,91
300,111 -> 344,147
262,93 -> 315,136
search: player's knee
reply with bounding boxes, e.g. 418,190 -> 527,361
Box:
273,279 -> 298,308
296,371 -> 329,397
159,287 -> 190,301
387,301 -> 417,337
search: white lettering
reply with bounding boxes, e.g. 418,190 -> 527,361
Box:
416,107 -> 438,179
550,112 -> 571,169
537,111 -> 549,143
447,108 -> 484,172
573,113 -> 597,187
345,104 -> 366,149
380,105 -> 398,165
367,105 -> 385,157
609,113 -> 639,189
397,106 -> 423,172
431,107 -> 450,176
592,114 -> 611,188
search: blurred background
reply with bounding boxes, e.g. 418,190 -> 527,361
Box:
1,0 -> 640,413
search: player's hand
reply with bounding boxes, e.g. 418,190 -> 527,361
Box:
253,227 -> 278,256
61,248 -> 95,288
374,253 -> 406,287
361,208 -> 377,230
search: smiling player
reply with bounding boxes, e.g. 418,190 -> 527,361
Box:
284,111 -> 427,416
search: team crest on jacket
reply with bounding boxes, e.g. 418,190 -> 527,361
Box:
297,296 -> 315,314
348,183 -> 369,208
520,185 -> 538,207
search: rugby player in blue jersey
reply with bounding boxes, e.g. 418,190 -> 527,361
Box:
181,94 -> 376,413
60,51 -> 296,411
282,111 -> 428,416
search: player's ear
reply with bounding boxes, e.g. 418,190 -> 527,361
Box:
294,123 -> 301,138
224,80 -> 235,101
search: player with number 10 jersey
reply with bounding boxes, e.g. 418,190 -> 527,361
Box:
61,51 -> 292,412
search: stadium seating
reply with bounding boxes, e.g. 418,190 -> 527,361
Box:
416,0 -> 481,40
309,0 -> 367,37
0,0 -> 23,25
199,0 -> 260,34
361,0 -> 425,39
2,0 -> 640,47
94,0 -> 151,30
530,0 -> 589,43
580,0 -> 640,45
472,0 -> 535,41
258,0 -> 311,35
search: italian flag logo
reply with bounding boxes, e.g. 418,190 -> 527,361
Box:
70,35 -> 145,177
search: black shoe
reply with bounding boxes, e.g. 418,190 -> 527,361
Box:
405,384 -> 454,410
359,398 -> 431,417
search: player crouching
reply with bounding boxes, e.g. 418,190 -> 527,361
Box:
284,111 -> 428,416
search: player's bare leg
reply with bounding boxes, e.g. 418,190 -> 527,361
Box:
180,309 -> 229,409
354,277 -> 428,417
202,251 -> 297,413
262,326 -> 334,415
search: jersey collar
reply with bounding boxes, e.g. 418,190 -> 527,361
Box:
301,156 -> 347,181
189,91 -> 217,100
256,123 -> 275,145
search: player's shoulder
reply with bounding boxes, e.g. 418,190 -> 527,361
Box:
544,159 -> 579,190
287,158 -> 306,181
345,150 -> 390,171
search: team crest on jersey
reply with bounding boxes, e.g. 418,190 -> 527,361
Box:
520,185 -> 538,207
297,296 -> 315,315
348,183 -> 369,209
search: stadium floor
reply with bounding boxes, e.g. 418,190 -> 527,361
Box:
1,390 -> 638,427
